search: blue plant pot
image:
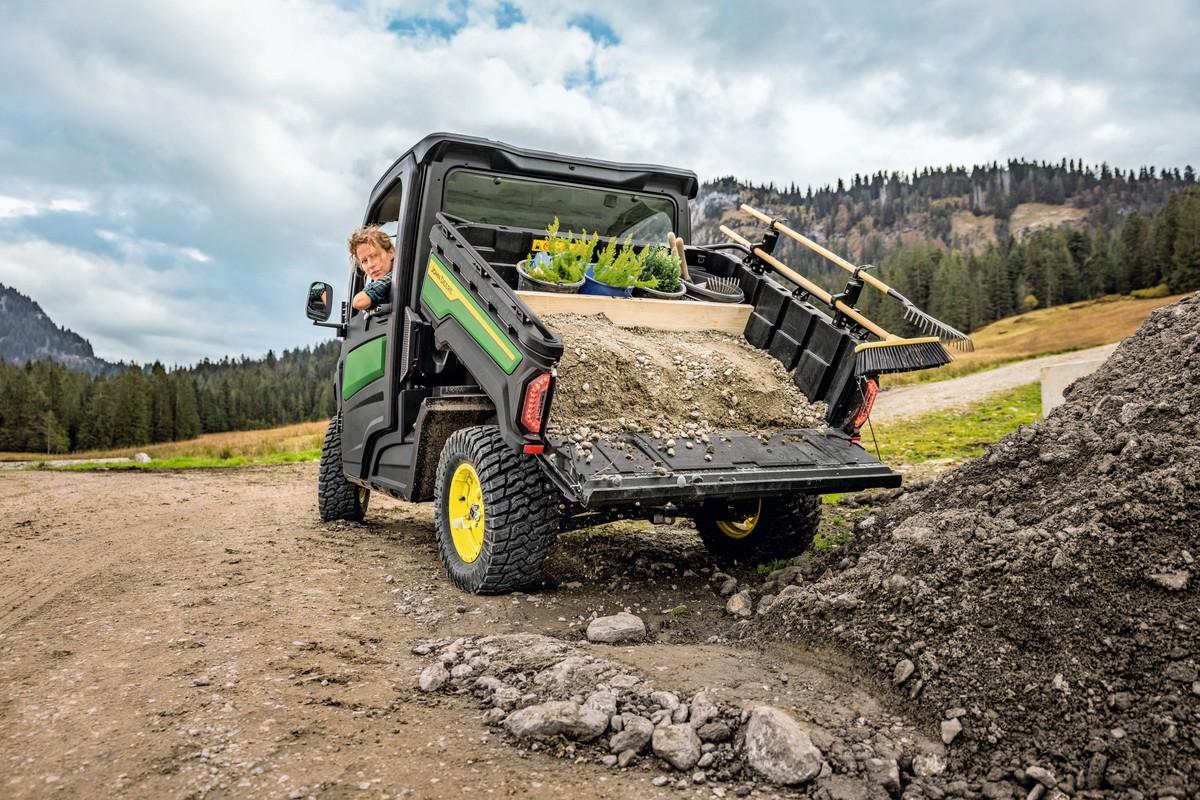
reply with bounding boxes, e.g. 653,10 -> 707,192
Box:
581,265 -> 634,297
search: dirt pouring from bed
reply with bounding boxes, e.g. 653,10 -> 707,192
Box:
542,313 -> 826,446
753,294 -> 1200,798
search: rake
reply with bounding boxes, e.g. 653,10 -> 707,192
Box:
740,204 -> 973,352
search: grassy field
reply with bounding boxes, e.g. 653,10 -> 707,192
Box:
2,421 -> 326,470
886,292 -> 1187,385
868,382 -> 1041,464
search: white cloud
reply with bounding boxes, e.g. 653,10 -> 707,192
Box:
0,193 -> 92,219
0,1 -> 1196,363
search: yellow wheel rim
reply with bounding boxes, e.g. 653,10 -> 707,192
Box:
448,462 -> 486,563
715,500 -> 761,539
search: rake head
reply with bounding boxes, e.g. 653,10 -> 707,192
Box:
704,275 -> 741,296
902,304 -> 974,352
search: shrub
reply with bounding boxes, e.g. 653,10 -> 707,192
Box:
1130,283 -> 1170,299
592,236 -> 657,289
639,247 -> 682,293
1021,293 -> 1039,311
525,217 -> 595,284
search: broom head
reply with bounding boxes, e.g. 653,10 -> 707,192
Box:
854,337 -> 951,376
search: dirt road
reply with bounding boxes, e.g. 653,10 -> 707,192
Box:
871,343 -> 1116,421
0,466 -> 926,799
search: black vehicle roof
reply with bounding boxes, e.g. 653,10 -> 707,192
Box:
367,132 -> 699,210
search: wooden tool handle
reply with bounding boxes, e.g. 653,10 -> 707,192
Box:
740,204 -> 893,297
719,225 -> 893,341
672,236 -> 690,281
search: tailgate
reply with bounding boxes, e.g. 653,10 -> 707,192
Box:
543,428 -> 900,507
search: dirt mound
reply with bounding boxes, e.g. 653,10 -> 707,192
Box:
544,313 -> 825,444
760,294 -> 1200,797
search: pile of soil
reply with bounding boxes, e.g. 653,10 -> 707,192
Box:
760,295 -> 1200,797
543,314 -> 825,444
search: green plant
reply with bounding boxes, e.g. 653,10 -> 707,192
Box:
591,236 -> 657,289
1130,283 -> 1170,299
639,247 -> 682,293
525,217 -> 595,284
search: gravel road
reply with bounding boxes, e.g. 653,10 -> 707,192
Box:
871,343 -> 1117,422
0,466 -> 928,799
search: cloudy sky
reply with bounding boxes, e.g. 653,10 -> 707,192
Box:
1,0 -> 1196,365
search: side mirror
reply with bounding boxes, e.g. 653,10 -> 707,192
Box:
306,281 -> 333,322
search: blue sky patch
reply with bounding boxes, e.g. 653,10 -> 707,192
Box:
495,1 -> 524,28
388,2 -> 469,40
568,13 -> 619,47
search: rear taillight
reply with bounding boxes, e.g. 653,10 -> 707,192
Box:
520,372 -> 553,434
852,378 -> 878,431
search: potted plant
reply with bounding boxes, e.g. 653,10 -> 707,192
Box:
582,236 -> 658,297
634,246 -> 685,299
517,217 -> 595,293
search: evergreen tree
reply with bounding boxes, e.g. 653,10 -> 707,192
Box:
1170,191 -> 1200,292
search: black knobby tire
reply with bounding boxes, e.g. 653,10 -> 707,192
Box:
695,494 -> 821,564
433,425 -> 561,594
318,417 -> 369,522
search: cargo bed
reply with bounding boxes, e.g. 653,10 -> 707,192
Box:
424,214 -> 901,513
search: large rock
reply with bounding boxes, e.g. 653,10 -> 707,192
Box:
503,700 -> 609,742
609,714 -> 654,753
688,691 -> 718,729
584,689 -> 618,718
744,706 -> 824,786
865,757 -> 902,797
726,591 -> 753,618
651,723 -> 702,770
586,612 -> 646,643
418,663 -> 449,692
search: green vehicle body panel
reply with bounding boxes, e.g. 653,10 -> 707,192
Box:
342,336 -> 387,400
420,253 -> 523,375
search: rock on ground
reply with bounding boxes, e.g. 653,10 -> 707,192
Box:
503,700 -> 609,742
585,612 -> 646,643
651,724 -> 702,771
418,662 -> 448,692
743,706 -> 824,786
725,591 -> 752,618
609,714 -> 654,754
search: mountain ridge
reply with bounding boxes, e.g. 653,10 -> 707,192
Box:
0,284 -> 119,375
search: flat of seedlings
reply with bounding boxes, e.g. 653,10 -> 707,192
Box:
517,291 -> 753,334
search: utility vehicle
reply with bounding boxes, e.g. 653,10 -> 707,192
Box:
305,133 -> 900,594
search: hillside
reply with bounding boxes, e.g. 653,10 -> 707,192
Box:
0,284 -> 118,374
692,161 -> 1200,340
692,159 -> 1197,293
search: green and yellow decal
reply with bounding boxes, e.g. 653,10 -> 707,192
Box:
342,336 -> 386,400
421,254 -> 522,374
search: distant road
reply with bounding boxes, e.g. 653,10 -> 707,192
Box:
871,343 -> 1118,422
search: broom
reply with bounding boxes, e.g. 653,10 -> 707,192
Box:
739,204 -> 973,351
720,225 -> 951,375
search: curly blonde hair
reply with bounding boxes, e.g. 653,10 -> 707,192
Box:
347,225 -> 394,268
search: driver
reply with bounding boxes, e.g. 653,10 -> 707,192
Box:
348,225 -> 394,311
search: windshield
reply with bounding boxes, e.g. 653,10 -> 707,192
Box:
444,170 -> 677,242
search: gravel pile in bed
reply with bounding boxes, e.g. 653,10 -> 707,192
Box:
543,313 -> 825,447
758,294 -> 1200,798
